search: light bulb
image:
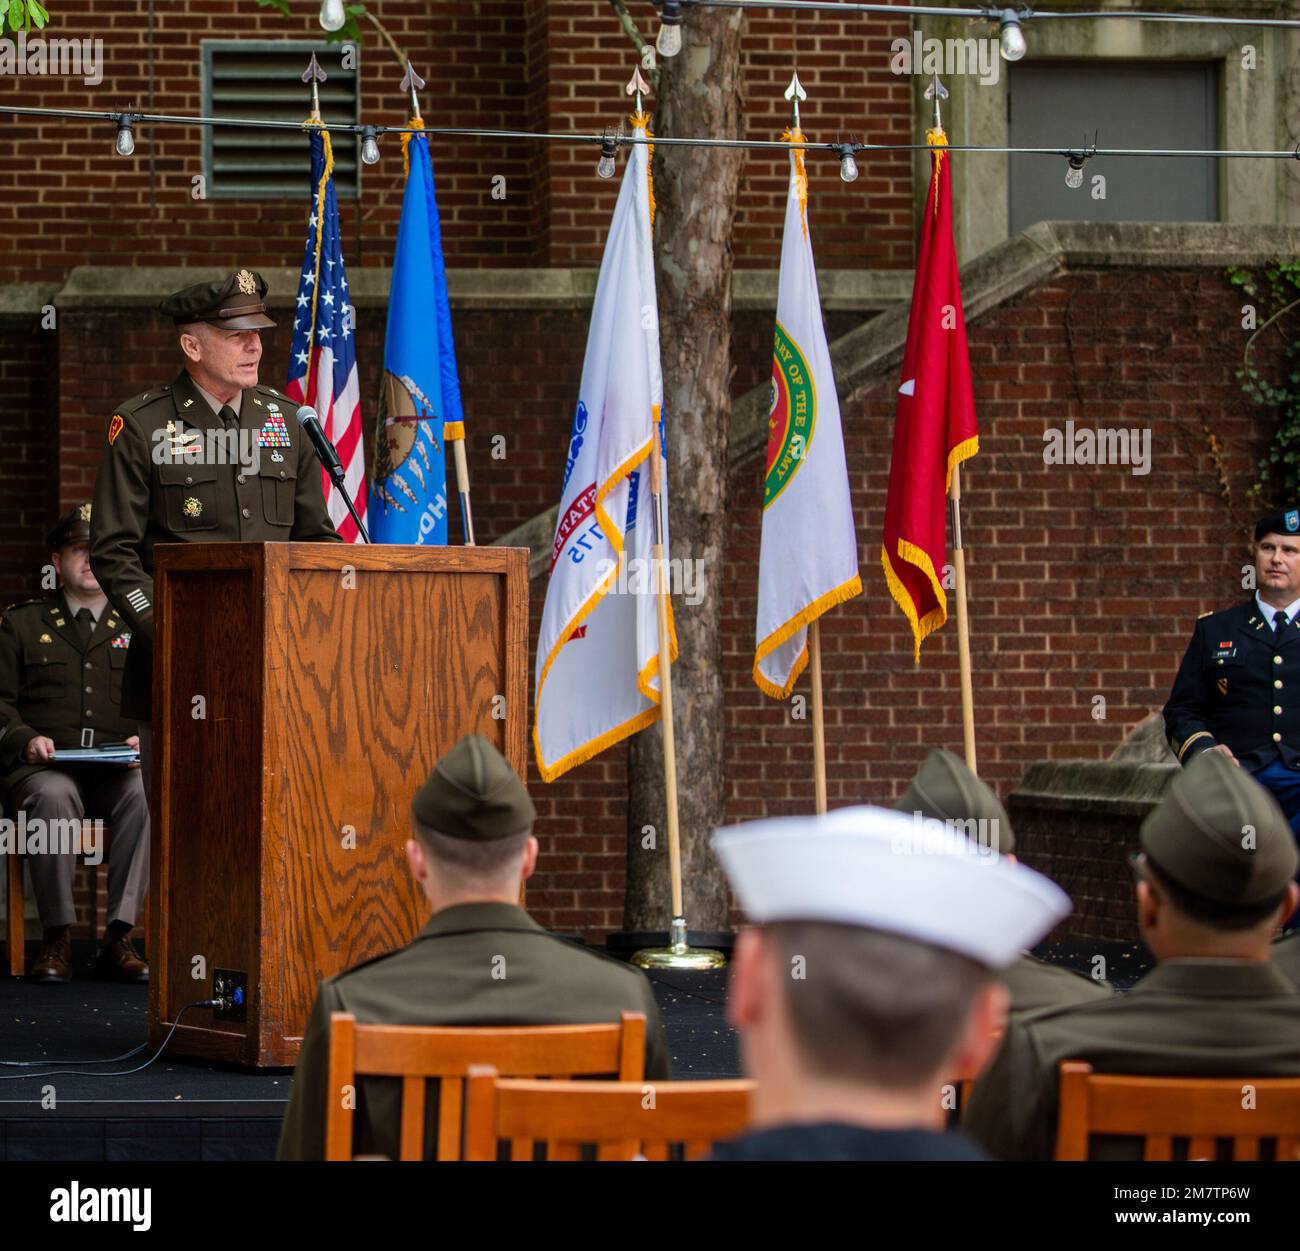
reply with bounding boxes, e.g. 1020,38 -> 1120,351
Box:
1065,156 -> 1085,189
597,135 -> 618,180
999,12 -> 1027,62
837,145 -> 859,183
319,0 -> 347,33
115,117 -> 135,157
657,0 -> 683,58
360,126 -> 380,166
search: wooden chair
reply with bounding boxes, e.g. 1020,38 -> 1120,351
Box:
324,1010 -> 646,1161
1055,1061 -> 1300,1161
463,1067 -> 756,1160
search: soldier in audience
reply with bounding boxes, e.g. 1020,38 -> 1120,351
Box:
708,804 -> 1070,1160
896,747 -> 1112,1013
0,505 -> 149,984
1271,929 -> 1300,988
277,733 -> 670,1161
964,750 -> 1300,1160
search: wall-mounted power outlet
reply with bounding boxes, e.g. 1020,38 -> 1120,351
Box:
212,968 -> 249,1022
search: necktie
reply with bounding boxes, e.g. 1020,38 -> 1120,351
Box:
218,404 -> 238,429
1276,609 -> 1289,635
74,607 -> 94,648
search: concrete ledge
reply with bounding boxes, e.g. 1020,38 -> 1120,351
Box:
1010,760 -> 1178,819
0,283 -> 59,316
43,266 -> 911,314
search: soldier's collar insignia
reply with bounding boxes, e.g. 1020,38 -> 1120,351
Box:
253,395 -> 264,407
183,398 -> 195,408
107,618 -> 117,629
53,618 -> 65,627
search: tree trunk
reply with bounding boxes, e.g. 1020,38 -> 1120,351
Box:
625,9 -> 744,934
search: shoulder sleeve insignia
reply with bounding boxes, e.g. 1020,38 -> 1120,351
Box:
108,414 -> 125,446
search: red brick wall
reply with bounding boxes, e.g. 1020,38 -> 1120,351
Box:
0,0 -> 913,282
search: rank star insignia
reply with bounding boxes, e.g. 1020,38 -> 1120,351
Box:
183,497 -> 203,518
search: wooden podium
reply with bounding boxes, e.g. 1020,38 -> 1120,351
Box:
148,542 -> 528,1067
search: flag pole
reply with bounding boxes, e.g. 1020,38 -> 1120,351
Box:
949,466 -> 977,772
631,423 -> 725,972
401,59 -> 477,547
810,620 -> 828,813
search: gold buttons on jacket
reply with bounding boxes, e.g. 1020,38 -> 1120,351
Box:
1275,705 -> 1283,715
1275,656 -> 1284,664
1274,732 -> 1283,742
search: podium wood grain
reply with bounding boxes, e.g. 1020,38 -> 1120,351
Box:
149,542 -> 528,1067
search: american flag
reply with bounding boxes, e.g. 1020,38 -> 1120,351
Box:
285,127 -> 367,542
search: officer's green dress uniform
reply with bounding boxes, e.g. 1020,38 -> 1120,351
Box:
964,753 -> 1300,1160
896,748 -> 1113,1013
0,506 -> 150,981
90,269 -> 340,723
276,736 -> 671,1161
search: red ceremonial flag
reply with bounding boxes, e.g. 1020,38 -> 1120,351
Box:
881,127 -> 979,661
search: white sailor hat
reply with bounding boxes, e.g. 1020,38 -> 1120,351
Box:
712,805 -> 1071,969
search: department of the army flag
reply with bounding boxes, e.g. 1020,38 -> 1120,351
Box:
753,131 -> 862,699
370,122 -> 459,545
534,115 -> 675,783
881,127 -> 979,660
285,125 -> 368,542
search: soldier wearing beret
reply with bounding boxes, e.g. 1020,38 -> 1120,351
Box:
895,748 -> 1113,1014
964,752 -> 1300,1160
1164,509 -> 1300,887
277,733 -> 671,1161
90,268 -> 340,736
0,505 -> 150,983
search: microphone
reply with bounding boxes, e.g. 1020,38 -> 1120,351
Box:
294,404 -> 345,485
294,403 -> 371,543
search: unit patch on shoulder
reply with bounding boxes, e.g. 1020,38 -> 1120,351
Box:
107,414 -> 124,446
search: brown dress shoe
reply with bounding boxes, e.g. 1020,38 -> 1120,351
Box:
96,933 -> 149,983
30,931 -> 72,984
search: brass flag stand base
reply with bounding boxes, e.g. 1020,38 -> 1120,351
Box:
632,917 -> 727,971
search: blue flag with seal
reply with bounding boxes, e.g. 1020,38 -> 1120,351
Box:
371,124 -> 461,544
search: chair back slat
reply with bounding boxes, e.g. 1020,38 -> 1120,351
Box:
1055,1061 -> 1300,1162
323,1011 -> 646,1160
1278,1137 -> 1300,1161
463,1070 -> 754,1161
398,1076 -> 426,1161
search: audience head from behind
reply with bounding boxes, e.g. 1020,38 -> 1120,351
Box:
407,733 -> 539,913
1135,750 -> 1299,962
709,805 -> 1070,1161
895,746 -> 1014,859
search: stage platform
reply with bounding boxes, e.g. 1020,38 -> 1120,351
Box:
0,939 -> 1144,1161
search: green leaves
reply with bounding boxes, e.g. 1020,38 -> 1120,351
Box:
0,0 -> 48,33
255,0 -> 293,15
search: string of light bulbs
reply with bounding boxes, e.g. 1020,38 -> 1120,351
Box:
3,103 -> 1297,194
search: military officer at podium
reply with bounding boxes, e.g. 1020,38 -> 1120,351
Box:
277,734 -> 671,1161
89,268 -> 340,767
0,505 -> 150,983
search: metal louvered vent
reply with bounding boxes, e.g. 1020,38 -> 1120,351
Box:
201,40 -> 359,199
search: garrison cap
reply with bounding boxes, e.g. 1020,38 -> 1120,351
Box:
1254,507 -> 1300,542
894,747 -> 1014,855
159,268 -> 276,330
1140,750 -> 1299,905
412,733 -> 536,841
713,806 -> 1069,970
47,502 -> 92,551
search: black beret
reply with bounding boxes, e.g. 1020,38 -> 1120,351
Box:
48,502 -> 92,551
160,268 -> 276,330
1254,508 -> 1300,542
412,734 -> 536,841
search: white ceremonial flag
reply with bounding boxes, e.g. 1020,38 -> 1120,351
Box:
753,135 -> 862,698
534,122 -> 675,783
